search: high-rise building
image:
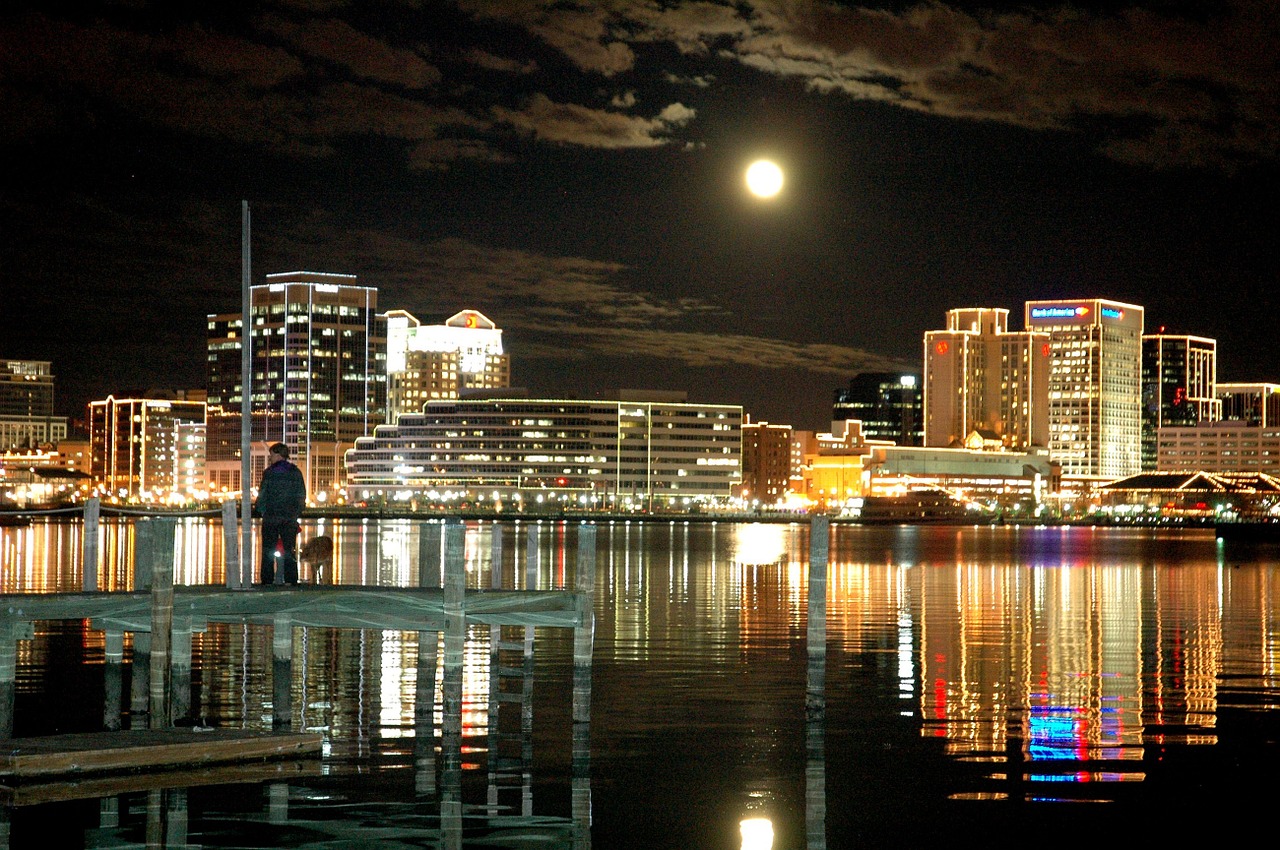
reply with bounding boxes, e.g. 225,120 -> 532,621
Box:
923,308 -> 1049,450
206,272 -> 387,497
741,419 -> 793,504
385,309 -> 510,420
833,372 -> 923,446
87,396 -> 206,499
1218,383 -> 1280,427
345,392 -> 742,506
1025,299 -> 1144,478
0,359 -> 68,449
1141,334 -> 1220,470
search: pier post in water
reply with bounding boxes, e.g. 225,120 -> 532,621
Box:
414,629 -> 438,796
103,629 -> 125,731
272,615 -> 293,728
170,613 -> 193,725
441,519 -> 466,850
490,523 -> 504,589
806,516 -> 829,721
419,521 -> 443,588
82,497 -> 100,592
222,499 -> 240,588
0,620 -> 15,738
572,523 -> 597,842
524,524 -> 539,589
147,518 -> 176,730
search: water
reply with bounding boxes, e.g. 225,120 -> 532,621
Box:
2,518 -> 1279,847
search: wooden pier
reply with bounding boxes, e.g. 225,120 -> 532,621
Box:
0,518 -> 597,785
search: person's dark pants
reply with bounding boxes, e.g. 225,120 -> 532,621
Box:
260,518 -> 300,585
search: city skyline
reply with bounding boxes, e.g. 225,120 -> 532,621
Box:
3,1 -> 1278,430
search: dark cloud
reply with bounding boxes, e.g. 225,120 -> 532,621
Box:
261,16 -> 441,89
492,94 -> 695,148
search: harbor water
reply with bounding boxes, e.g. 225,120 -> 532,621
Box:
1,518 -> 1279,847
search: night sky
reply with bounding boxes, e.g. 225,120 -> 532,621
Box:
3,1 -> 1278,430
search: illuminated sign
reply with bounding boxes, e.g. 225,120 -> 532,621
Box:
1030,305 -> 1089,320
1101,307 -> 1124,319
935,341 -> 949,355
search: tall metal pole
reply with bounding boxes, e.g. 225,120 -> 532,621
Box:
240,201 -> 254,588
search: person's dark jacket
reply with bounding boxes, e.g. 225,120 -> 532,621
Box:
254,459 -> 307,521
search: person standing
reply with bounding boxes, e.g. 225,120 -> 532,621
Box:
254,442 -> 307,585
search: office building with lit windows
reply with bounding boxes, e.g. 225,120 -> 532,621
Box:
923,308 -> 1049,450
206,272 -> 387,497
833,372 -> 923,446
344,392 -> 742,506
1141,334 -> 1219,470
0,359 -> 68,449
385,309 -> 509,420
1025,299 -> 1144,478
87,396 -> 206,499
741,419 -> 793,504
1217,383 -> 1280,427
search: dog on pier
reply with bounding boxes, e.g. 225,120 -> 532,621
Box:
298,535 -> 334,584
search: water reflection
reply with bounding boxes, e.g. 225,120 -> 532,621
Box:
4,520 -> 1280,842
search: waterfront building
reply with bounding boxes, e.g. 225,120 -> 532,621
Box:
0,360 -> 68,450
87,396 -> 206,500
206,272 -> 387,499
832,372 -> 923,446
1141,334 -> 1219,470
740,419 -> 793,505
344,392 -> 742,507
923,308 -> 1049,451
1156,421 -> 1280,473
386,309 -> 509,420
1099,470 -> 1280,518
1025,299 -> 1144,478
796,419 -> 1053,513
1217,382 -> 1280,427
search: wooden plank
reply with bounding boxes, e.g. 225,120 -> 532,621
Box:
0,757 -> 321,806
0,729 -> 323,778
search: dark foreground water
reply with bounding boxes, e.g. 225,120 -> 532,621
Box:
3,519 -> 1280,847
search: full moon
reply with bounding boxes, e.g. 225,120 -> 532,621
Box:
745,159 -> 784,198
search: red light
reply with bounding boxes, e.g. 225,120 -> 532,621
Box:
1042,343 -> 1051,357
935,341 -> 949,356
465,314 -> 478,328
556,477 -> 567,486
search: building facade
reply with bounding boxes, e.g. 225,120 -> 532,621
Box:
832,372 -> 923,445
0,360 -> 68,449
740,420 -> 793,505
386,309 -> 510,420
206,272 -> 387,498
345,393 -> 742,507
1025,299 -> 1143,478
1140,334 -> 1220,470
1217,383 -> 1280,427
1157,421 -> 1280,473
87,397 -> 206,499
923,308 -> 1049,450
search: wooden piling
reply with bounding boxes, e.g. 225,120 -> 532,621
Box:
441,520 -> 466,850
524,525 -> 539,590
0,621 -> 15,739
806,516 -> 829,721
419,521 -> 443,588
82,498 -> 100,592
170,614 -> 193,725
490,524 -> 504,589
572,523 -> 596,843
572,524 -> 596,724
130,632 -> 151,728
414,630 -> 438,797
103,630 -> 124,731
222,500 -> 240,589
272,615 -> 292,729
147,518 -> 176,730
